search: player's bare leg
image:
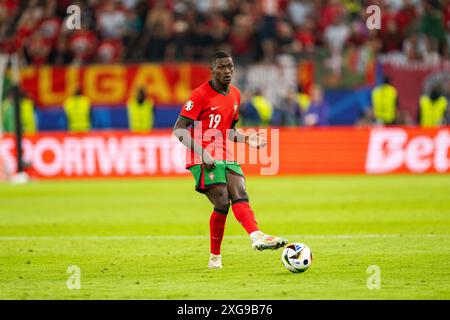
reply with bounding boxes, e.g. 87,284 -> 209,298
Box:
204,186 -> 230,269
226,171 -> 288,250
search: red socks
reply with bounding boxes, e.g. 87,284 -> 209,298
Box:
210,201 -> 259,255
232,201 -> 259,235
210,211 -> 227,255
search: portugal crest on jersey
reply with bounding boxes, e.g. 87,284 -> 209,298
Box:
208,172 -> 215,181
185,100 -> 194,111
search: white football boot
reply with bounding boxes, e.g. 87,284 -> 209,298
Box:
208,254 -> 223,269
251,231 -> 288,251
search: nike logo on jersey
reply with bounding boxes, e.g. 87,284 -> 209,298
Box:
211,106 -> 221,110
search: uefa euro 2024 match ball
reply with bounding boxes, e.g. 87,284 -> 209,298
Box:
281,243 -> 313,273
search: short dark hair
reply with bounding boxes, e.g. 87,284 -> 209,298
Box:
211,51 -> 231,66
430,87 -> 441,101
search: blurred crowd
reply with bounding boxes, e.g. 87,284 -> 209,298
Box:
1,0 -> 450,65
3,78 -> 448,135
239,80 -> 449,128
239,84 -> 331,127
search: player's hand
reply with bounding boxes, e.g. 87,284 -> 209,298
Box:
246,132 -> 267,149
202,152 -> 216,170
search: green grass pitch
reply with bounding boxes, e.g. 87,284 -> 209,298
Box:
0,175 -> 449,299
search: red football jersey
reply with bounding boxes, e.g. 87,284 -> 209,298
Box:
179,81 -> 240,168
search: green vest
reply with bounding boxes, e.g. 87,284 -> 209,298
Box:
64,95 -> 91,132
20,98 -> 36,134
127,98 -> 154,132
297,93 -> 311,112
251,96 -> 273,124
2,98 -> 15,133
420,95 -> 447,127
372,84 -> 397,124
1,98 -> 36,134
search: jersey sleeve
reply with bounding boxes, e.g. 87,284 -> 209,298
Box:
179,89 -> 205,121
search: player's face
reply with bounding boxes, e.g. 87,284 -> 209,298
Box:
212,57 -> 234,86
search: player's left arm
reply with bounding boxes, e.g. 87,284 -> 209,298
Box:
229,121 -> 267,149
228,90 -> 266,148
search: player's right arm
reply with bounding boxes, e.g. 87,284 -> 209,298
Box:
172,117 -> 215,169
173,90 -> 215,169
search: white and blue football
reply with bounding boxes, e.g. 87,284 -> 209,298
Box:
281,242 -> 312,273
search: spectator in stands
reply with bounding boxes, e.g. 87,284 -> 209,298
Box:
371,76 -> 399,126
422,37 -> 441,65
63,88 -> 91,132
23,29 -> 53,65
444,0 -> 450,28
288,0 -> 312,27
259,0 -> 280,62
293,18 -> 315,55
403,33 -> 424,61
380,1 -> 398,32
127,87 -> 154,132
296,85 -> 311,113
250,89 -> 273,127
228,9 -> 255,64
142,0 -> 172,61
347,18 -> 368,47
318,0 -> 344,33
421,0 -> 446,46
96,38 -> 123,63
66,20 -> 98,64
208,11 -> 230,53
19,91 -> 37,134
303,84 -> 330,126
54,33 -> 72,65
5,0 -> 450,66
14,0 -> 43,52
238,90 -> 261,127
165,15 -> 190,61
122,6 -> 144,60
37,0 -> 61,47
276,89 -> 302,126
379,18 -> 403,53
21,0 -> 59,65
191,21 -> 214,61
96,0 -> 127,40
0,0 -> 18,24
323,12 -> 350,75
324,12 -> 350,54
1,90 -> 37,135
342,0 -> 361,19
277,20 -> 296,56
395,0 -> 418,37
1,90 -> 15,133
418,87 -> 448,127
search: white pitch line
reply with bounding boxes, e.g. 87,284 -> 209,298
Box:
0,234 -> 449,241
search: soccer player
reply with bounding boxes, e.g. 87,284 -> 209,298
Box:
173,51 -> 288,269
